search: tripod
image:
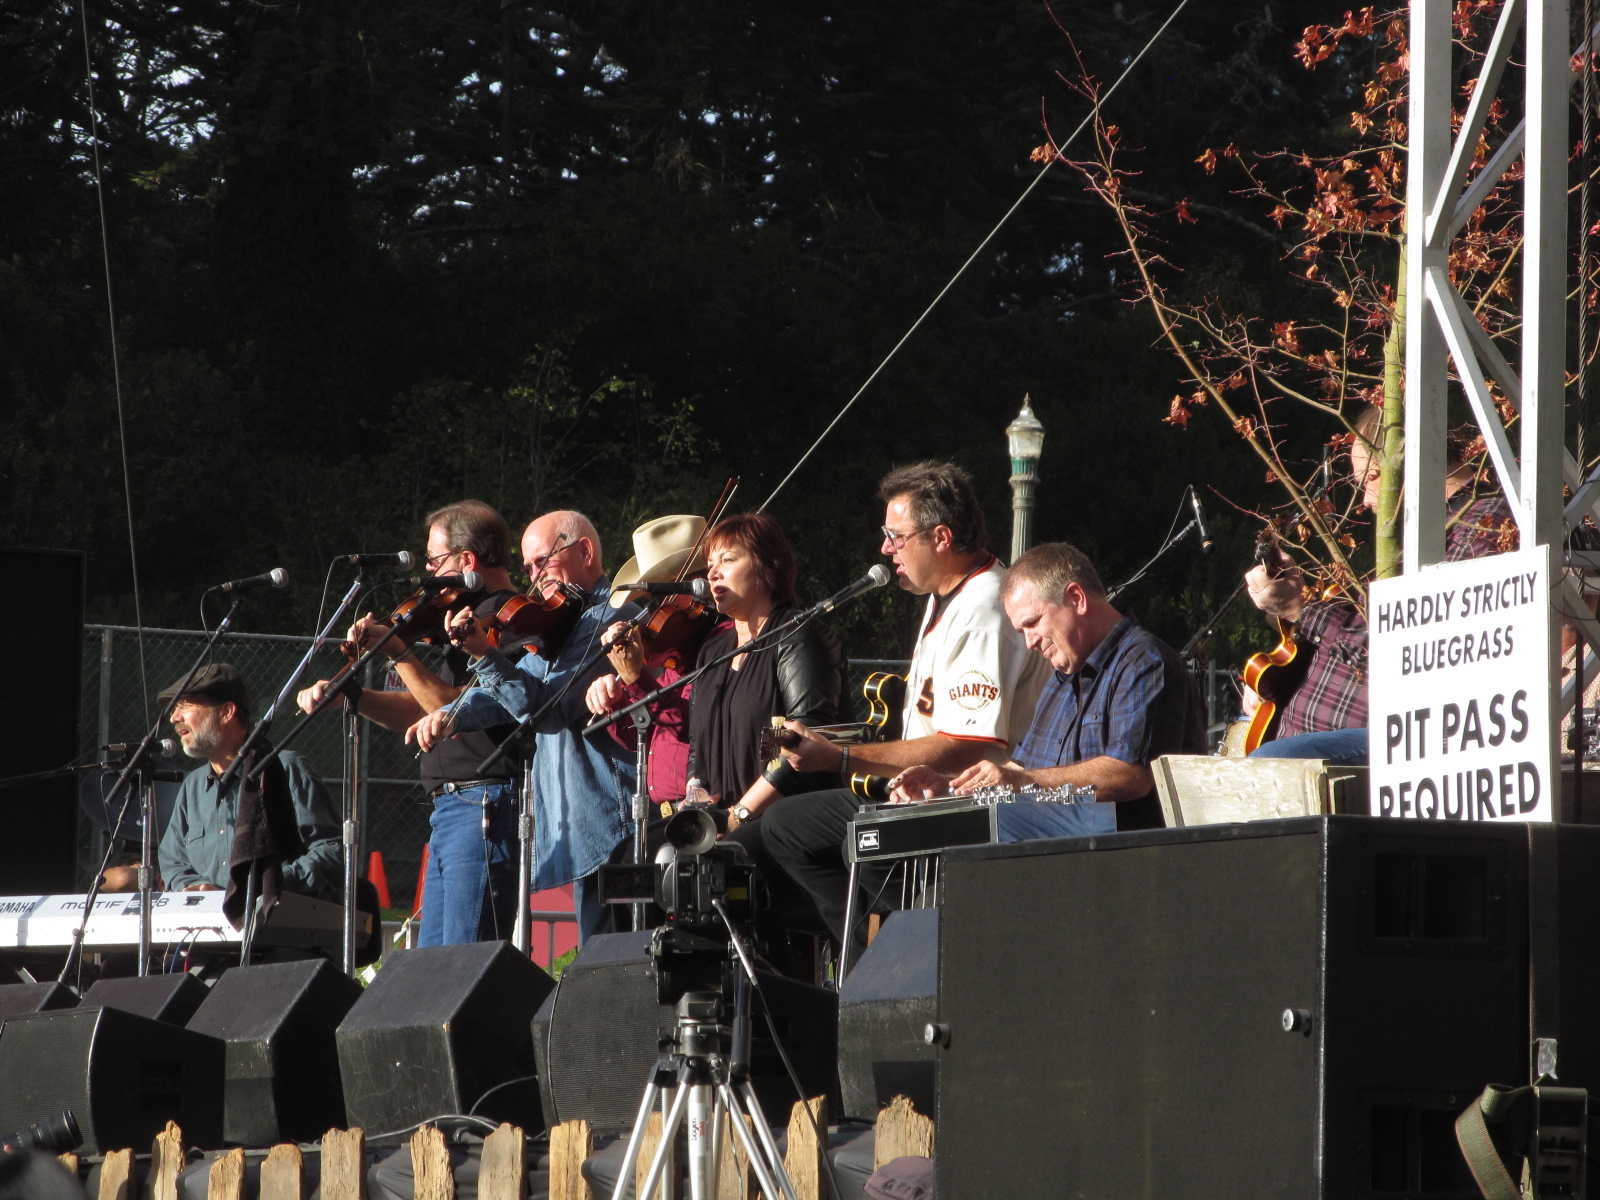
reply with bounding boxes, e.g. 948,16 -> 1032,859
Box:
610,964 -> 800,1200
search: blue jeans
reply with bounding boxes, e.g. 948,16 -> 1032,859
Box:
418,781 -> 518,947
996,797 -> 1118,840
1249,728 -> 1369,766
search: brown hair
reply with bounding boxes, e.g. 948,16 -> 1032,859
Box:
706,512 -> 799,608
426,500 -> 511,569
877,460 -> 987,553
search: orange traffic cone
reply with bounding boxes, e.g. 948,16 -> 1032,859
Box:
412,844 -> 430,919
367,850 -> 392,909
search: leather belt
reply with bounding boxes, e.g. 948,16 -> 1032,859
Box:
429,778 -> 513,799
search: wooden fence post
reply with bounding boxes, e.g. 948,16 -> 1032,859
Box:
547,1120 -> 594,1200
259,1144 -> 304,1200
410,1125 -> 453,1200
477,1123 -> 524,1200
96,1148 -> 133,1200
320,1127 -> 367,1200
873,1095 -> 934,1170
207,1147 -> 245,1200
150,1121 -> 184,1200
784,1096 -> 826,1200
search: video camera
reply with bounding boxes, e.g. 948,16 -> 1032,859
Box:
599,806 -> 768,1004
0,1110 -> 80,1155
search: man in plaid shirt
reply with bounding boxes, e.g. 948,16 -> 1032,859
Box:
1245,418 -> 1516,764
889,541 -> 1207,832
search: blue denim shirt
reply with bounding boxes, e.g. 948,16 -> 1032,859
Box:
452,579 -> 640,889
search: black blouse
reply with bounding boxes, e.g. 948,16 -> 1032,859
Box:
686,609 -> 844,802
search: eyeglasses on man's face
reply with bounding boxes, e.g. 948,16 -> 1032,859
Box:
880,526 -> 934,550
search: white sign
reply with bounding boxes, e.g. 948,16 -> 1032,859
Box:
1368,544 -> 1553,822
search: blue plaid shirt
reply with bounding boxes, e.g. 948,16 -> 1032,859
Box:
1013,614 -> 1205,830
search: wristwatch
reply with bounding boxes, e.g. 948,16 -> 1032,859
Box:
732,804 -> 756,823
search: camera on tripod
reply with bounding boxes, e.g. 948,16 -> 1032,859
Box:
599,806 -> 768,1004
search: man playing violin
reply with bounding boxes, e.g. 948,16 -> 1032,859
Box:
409,510 -> 639,943
755,460 -> 1051,943
1243,408 -> 1514,764
297,499 -> 525,947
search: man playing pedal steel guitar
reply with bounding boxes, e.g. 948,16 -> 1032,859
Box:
894,542 -> 1206,825
753,460 -> 1050,943
769,541 -> 1204,947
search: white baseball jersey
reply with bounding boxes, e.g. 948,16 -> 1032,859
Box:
902,557 -> 1048,753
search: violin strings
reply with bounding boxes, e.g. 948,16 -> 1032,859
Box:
758,0 -> 1193,513
77,0 -> 151,717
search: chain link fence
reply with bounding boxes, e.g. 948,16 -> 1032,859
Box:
77,630 -> 922,909
75,630 -> 1243,903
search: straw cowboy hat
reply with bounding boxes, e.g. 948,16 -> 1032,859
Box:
610,514 -> 707,607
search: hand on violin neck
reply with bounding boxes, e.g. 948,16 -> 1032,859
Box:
350,614 -> 404,661
603,621 -> 646,685
444,606 -> 493,657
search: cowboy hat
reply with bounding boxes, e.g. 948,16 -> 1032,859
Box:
610,514 -> 707,607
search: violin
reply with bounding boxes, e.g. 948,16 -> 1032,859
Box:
482,584 -> 584,656
341,581 -> 480,660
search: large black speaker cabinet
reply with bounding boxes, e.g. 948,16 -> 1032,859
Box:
837,907 -> 938,1122
187,959 -> 362,1146
80,972 -> 208,1025
936,816 -> 1533,1200
534,931 -> 839,1133
0,548 -> 83,892
0,1006 -> 224,1153
0,982 -> 76,1018
336,941 -> 553,1134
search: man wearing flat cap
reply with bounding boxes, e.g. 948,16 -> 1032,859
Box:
157,663 -> 341,900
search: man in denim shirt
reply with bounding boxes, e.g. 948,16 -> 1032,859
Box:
411,511 -> 639,942
892,542 -> 1205,832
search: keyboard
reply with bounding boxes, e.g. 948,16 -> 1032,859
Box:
0,890 -> 361,954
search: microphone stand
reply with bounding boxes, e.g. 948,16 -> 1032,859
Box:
57,593 -> 247,984
220,571 -> 372,790
1106,517 -> 1205,603
246,596 -> 442,784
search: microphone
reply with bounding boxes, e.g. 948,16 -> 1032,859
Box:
1188,487 -> 1214,554
100,739 -> 177,758
415,571 -> 483,593
807,564 -> 892,615
214,568 -> 288,593
614,578 -> 713,602
345,551 -> 417,569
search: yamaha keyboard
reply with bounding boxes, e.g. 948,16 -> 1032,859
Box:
0,890 -> 361,954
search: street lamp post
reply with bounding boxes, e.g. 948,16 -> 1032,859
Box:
1006,397 -> 1046,563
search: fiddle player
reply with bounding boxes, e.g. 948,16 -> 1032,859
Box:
754,460 -> 1050,943
297,500 -> 524,947
586,514 -> 714,803
160,664 -> 341,898
1244,409 -> 1514,764
409,511 -> 638,943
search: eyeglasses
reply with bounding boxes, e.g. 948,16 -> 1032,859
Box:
423,550 -> 459,570
880,526 -> 934,550
525,536 -> 577,577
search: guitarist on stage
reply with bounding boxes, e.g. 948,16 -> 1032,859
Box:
1243,408 -> 1514,764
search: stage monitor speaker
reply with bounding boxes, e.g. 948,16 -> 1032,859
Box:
0,548 -> 84,893
935,815 -> 1529,1200
336,941 -> 553,1134
536,930 -> 839,1133
0,982 -> 77,1019
80,972 -> 208,1026
187,958 -> 362,1146
0,1006 -> 224,1153
837,907 -> 938,1122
